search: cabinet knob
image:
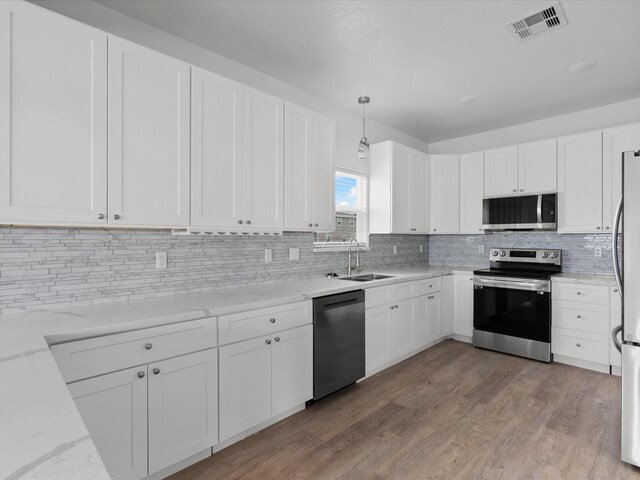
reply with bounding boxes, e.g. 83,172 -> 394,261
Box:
433,228 -> 437,232
577,314 -> 582,319
246,220 -> 252,225
238,220 -> 243,224
519,189 -> 523,192
576,343 -> 581,348
614,288 -> 619,293
114,214 -> 120,220
97,213 -> 105,220
512,189 -> 517,192
145,343 -> 152,350
314,223 -> 319,227
605,226 -> 610,230
596,226 -> 601,230
275,337 -> 280,342
153,368 -> 160,375
308,223 -> 313,227
576,292 -> 581,295
469,278 -> 473,281
266,339 -> 272,345
138,371 -> 145,378
479,228 -> 483,231
270,318 -> 276,323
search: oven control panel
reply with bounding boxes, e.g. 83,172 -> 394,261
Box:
489,248 -> 561,265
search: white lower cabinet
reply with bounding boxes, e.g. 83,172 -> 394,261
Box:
365,305 -> 391,373
69,348 -> 217,480
426,292 -> 442,342
69,366 -> 148,480
219,324 -> 312,441
389,299 -> 415,358
147,349 -> 218,475
440,275 -> 454,337
453,274 -> 474,338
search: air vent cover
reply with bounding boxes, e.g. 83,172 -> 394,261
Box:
506,2 -> 568,41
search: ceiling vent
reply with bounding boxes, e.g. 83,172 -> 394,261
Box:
506,2 -> 568,41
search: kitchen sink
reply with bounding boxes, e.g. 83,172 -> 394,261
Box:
337,274 -> 395,282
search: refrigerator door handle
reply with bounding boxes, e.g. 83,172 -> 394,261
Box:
613,324 -> 623,353
613,192 -> 624,297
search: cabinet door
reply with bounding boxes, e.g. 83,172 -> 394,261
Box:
484,146 -> 518,197
243,87 -> 284,229
459,152 -> 484,234
391,144 -> 412,233
518,139 -> 557,194
413,295 -> 428,347
440,275 -> 454,337
272,325 -> 313,416
314,113 -> 336,231
427,293 -> 442,342
603,123 -> 640,232
365,305 -> 390,373
0,1 -> 107,225
219,336 -> 272,441
148,349 -> 218,474
558,131 -> 603,233
430,155 -> 460,234
454,274 -> 474,337
410,151 -> 429,233
611,286 -> 622,368
108,37 -> 190,227
68,366 -> 147,480
284,102 -> 314,231
191,67 -> 243,228
389,299 -> 415,358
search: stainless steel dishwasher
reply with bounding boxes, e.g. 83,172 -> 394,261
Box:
312,290 -> 365,401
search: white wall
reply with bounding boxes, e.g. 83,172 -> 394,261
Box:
31,0 -> 428,173
428,97 -> 640,154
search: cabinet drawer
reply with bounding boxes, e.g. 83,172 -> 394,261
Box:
552,283 -> 609,305
413,277 -> 442,297
553,301 -> 609,334
391,282 -> 415,302
552,327 -> 608,364
51,318 -> 217,383
218,301 -> 311,345
366,286 -> 392,309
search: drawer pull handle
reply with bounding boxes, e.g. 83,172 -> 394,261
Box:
577,315 -> 582,319
266,339 -> 272,345
576,292 -> 581,296
576,343 -> 581,348
275,337 -> 280,342
270,318 -> 276,323
429,284 -> 433,288
153,368 -> 160,375
114,214 -> 120,220
138,371 -> 145,378
144,343 -> 152,350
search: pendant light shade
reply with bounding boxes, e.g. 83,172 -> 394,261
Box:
358,96 -> 370,161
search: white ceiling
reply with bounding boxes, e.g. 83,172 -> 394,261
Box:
95,0 -> 640,143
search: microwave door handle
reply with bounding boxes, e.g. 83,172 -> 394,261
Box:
537,195 -> 542,224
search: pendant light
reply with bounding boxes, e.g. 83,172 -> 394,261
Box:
358,96 -> 370,161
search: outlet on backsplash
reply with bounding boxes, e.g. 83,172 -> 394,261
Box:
594,247 -> 602,257
478,245 -> 485,254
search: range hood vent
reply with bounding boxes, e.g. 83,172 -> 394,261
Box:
506,2 -> 568,41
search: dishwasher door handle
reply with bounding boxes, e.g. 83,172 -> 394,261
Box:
323,298 -> 362,310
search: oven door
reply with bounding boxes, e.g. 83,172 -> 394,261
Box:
473,276 -> 551,343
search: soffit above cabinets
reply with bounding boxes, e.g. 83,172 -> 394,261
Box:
89,0 -> 640,143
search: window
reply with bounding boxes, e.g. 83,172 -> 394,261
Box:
314,169 -> 368,251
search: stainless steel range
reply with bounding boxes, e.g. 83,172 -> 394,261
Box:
473,248 -> 562,363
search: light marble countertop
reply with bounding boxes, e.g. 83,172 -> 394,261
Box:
551,272 -> 617,286
0,265 -> 461,480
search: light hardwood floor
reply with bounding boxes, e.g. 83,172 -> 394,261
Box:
170,340 -> 640,480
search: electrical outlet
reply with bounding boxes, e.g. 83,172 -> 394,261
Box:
478,245 -> 485,254
393,245 -> 398,255
419,244 -> 424,253
155,252 -> 167,269
264,249 -> 272,263
594,246 -> 602,258
289,248 -> 300,261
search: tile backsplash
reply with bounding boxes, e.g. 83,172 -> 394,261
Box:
429,232 -> 617,274
0,228 -> 429,314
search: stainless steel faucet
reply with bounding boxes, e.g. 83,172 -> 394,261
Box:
347,239 -> 362,275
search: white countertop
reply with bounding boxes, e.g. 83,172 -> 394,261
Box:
0,265 -> 463,480
551,272 -> 617,286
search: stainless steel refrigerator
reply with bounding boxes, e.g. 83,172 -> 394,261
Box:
612,150 -> 640,466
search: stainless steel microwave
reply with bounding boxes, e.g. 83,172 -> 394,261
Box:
482,193 -> 556,231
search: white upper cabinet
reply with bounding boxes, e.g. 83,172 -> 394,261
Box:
108,36 -> 190,227
558,130 -> 603,233
429,154 -> 459,234
283,102 -> 335,231
242,87 -> 284,230
459,151 -> 484,234
484,146 -> 518,197
0,1 -> 108,225
518,138 -> 557,194
603,123 -> 640,232
191,68 -> 244,228
370,141 -> 429,234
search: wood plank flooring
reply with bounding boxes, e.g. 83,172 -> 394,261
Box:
170,340 -> 640,480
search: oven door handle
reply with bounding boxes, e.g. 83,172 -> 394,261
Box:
474,277 -> 550,293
